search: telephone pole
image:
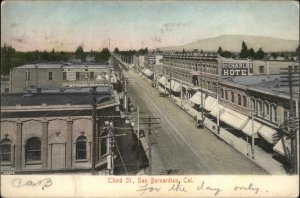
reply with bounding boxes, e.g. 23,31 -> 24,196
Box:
280,66 -> 299,174
139,116 -> 161,175
91,86 -> 97,175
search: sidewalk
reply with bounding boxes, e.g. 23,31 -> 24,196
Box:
170,92 -> 286,175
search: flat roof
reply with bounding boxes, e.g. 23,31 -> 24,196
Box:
16,62 -> 107,69
1,87 -> 113,106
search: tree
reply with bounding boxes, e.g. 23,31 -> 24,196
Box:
255,48 -> 265,60
222,51 -> 233,58
248,48 -> 255,59
271,52 -> 278,59
114,47 -> 119,53
240,41 -> 248,58
217,47 -> 223,55
75,45 -> 85,60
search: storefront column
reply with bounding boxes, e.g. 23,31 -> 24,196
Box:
42,120 -> 48,169
15,121 -> 22,171
66,120 -> 73,168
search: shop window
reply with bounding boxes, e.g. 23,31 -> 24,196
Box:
26,137 -> 41,162
76,136 -> 87,160
0,138 -> 11,162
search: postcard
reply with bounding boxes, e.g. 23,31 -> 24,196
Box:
1,0 -> 299,197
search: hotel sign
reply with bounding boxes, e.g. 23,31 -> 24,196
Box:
221,63 -> 253,76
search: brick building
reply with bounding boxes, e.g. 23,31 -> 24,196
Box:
0,87 -> 121,173
9,63 -> 117,93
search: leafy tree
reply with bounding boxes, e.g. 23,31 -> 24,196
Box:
114,47 -> 119,53
75,45 -> 85,60
221,51 -> 233,58
271,52 -> 278,59
217,47 -> 223,55
248,48 -> 255,58
255,48 -> 265,60
240,41 -> 248,58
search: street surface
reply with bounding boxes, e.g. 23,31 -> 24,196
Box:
122,68 -> 267,175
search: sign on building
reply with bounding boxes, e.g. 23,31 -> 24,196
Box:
221,63 -> 253,76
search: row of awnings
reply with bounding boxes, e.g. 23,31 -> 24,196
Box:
158,76 -> 182,93
190,92 -> 280,145
142,69 -> 154,77
273,136 -> 291,158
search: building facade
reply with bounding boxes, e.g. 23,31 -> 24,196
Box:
9,63 -> 117,93
0,87 -> 121,173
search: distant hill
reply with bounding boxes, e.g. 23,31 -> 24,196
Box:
160,35 -> 299,52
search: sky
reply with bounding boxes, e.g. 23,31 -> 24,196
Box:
1,1 -> 299,52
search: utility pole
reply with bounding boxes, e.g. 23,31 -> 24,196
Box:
215,81 -> 220,134
91,86 -> 97,175
280,66 -> 299,174
200,63 -> 204,121
139,116 -> 161,175
99,122 -> 126,175
169,64 -> 172,98
251,96 -> 255,159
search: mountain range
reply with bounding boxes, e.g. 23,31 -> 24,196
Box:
160,35 -> 299,52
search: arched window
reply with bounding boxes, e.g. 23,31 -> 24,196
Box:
231,92 -> 235,103
26,137 -> 41,162
237,94 -> 242,105
76,136 -> 87,160
243,96 -> 247,107
257,100 -> 263,116
225,90 -> 228,100
221,89 -> 224,98
0,138 -> 11,162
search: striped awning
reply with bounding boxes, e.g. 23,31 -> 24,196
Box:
190,91 -> 204,106
273,136 -> 291,157
158,76 -> 168,86
166,80 -> 182,92
258,125 -> 279,144
219,107 -> 249,130
241,119 -> 262,137
203,96 -> 217,112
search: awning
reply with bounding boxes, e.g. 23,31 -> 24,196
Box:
273,136 -> 291,157
158,76 -> 168,86
143,69 -> 153,77
258,125 -> 279,144
166,80 -> 182,92
219,107 -> 249,130
241,119 -> 262,137
203,96 -> 217,112
158,86 -> 169,94
190,91 -> 204,106
209,104 -> 224,117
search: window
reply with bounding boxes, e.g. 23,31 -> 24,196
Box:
231,92 -> 235,103
63,72 -> 67,80
26,137 -> 41,162
264,103 -> 270,119
0,138 -> 11,162
272,106 -> 277,122
221,89 -> 224,98
243,96 -> 247,107
257,100 -> 263,116
26,70 -> 30,80
225,90 -> 228,100
237,94 -> 242,105
259,66 -> 264,74
100,131 -> 108,156
48,72 -> 53,80
76,72 -> 80,80
90,72 -> 94,80
4,88 -> 9,93
76,136 -> 87,160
